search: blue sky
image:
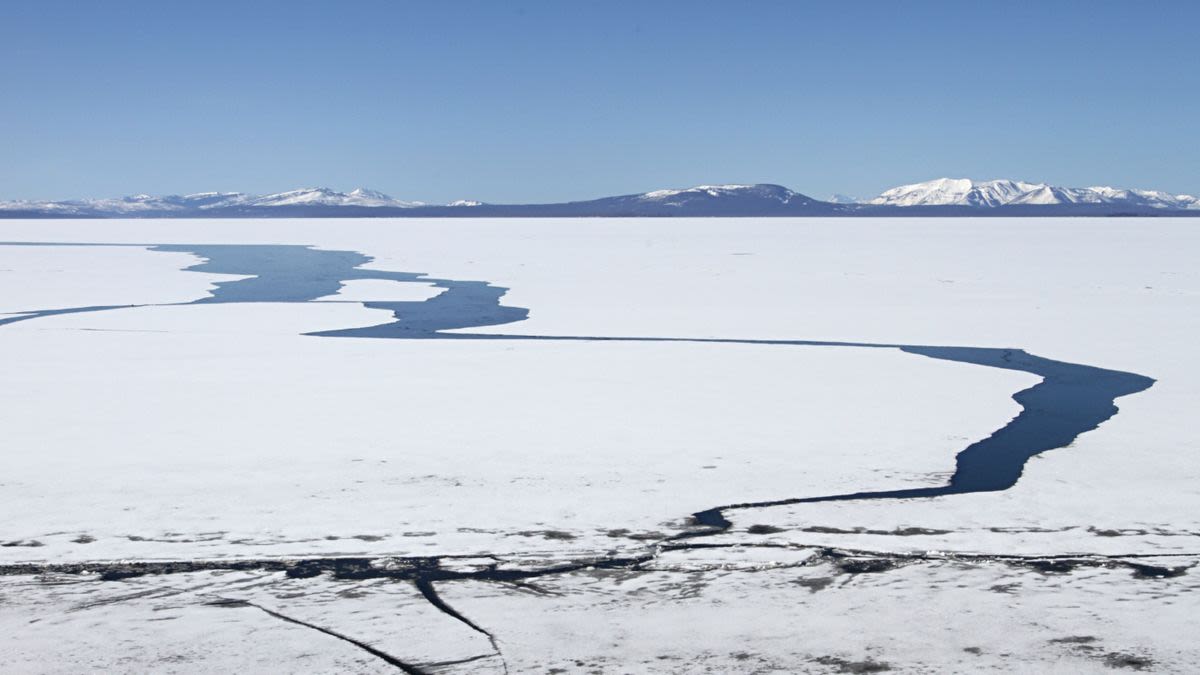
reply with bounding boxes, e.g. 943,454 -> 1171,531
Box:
2,1 -> 1198,202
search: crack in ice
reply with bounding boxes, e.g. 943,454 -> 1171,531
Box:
206,597 -> 426,673
414,576 -> 509,674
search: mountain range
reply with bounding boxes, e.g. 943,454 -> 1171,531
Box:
869,178 -> 1200,211
3,179 -> 1198,218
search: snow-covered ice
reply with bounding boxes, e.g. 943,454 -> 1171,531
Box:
0,217 -> 1196,672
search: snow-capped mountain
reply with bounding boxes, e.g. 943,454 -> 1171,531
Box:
92,192 -> 253,213
637,184 -> 805,206
246,187 -> 422,208
0,187 -> 421,216
532,183 -> 830,216
2,180 -> 1198,218
827,194 -> 861,204
870,178 -> 1200,210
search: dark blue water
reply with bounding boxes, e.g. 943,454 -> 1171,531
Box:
0,242 -> 1155,529
0,304 -> 142,327
689,346 -> 1153,529
154,244 -> 529,335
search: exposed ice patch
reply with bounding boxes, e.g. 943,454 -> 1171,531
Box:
314,279 -> 445,303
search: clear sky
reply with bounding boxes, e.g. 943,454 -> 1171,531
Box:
2,1 -> 1198,203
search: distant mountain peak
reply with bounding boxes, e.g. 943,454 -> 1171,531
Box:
244,187 -> 422,208
347,187 -> 392,200
869,177 -> 1200,210
871,178 -> 1043,207
641,184 -> 755,198
636,183 -> 809,206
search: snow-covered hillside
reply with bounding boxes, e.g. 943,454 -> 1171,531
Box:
637,183 -> 806,205
871,177 -> 1200,210
569,183 -> 824,215
246,187 -> 421,208
0,187 -> 421,216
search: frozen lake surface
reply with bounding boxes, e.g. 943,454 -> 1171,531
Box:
1,218 -> 1197,672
